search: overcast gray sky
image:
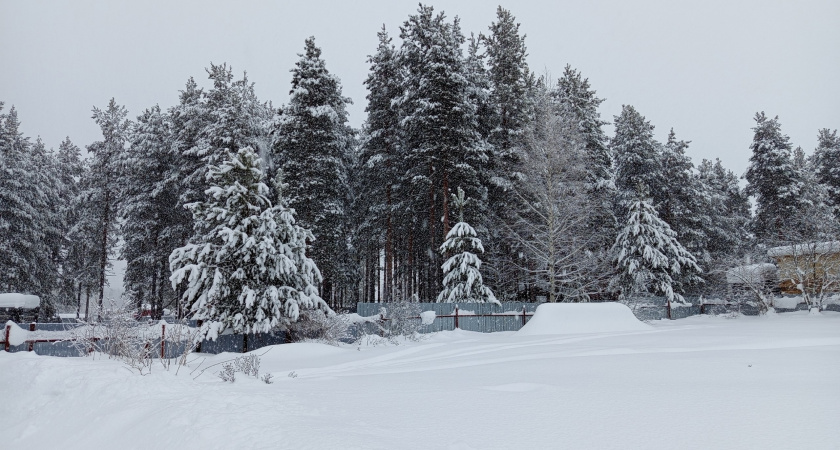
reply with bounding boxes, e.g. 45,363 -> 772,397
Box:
2,0 -> 838,177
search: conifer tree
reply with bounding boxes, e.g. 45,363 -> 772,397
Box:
744,112 -> 804,243
273,37 -> 354,306
86,99 -> 131,315
611,193 -> 702,304
612,105 -> 661,203
396,5 -> 490,300
356,27 -> 402,303
437,188 -> 498,304
814,128 -> 840,218
120,105 -> 180,316
696,158 -> 751,261
170,147 -> 327,339
0,105 -> 56,297
483,6 -> 530,163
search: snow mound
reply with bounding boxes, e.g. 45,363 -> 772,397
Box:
517,303 -> 652,335
0,293 -> 40,309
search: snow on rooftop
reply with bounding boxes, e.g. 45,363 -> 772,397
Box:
725,263 -> 777,284
0,293 -> 40,309
767,241 -> 840,258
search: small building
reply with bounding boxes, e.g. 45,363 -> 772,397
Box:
0,293 -> 41,323
767,241 -> 840,295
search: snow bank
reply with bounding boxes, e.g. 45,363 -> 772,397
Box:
3,321 -> 28,346
517,303 -> 652,335
0,293 -> 40,309
773,297 -> 802,309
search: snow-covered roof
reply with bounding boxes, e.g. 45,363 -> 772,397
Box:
767,241 -> 840,258
725,263 -> 777,284
0,293 -> 40,309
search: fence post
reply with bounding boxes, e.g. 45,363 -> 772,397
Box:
522,305 -> 527,327
195,320 -> 203,353
160,324 -> 166,359
4,324 -> 10,352
28,322 -> 36,352
667,298 -> 672,320
455,306 -> 459,329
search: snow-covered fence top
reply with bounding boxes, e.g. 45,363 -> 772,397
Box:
357,302 -> 539,334
0,293 -> 40,309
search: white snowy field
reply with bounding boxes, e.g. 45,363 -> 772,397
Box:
2,311 -> 839,450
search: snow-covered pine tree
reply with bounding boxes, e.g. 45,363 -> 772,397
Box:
120,105 -> 181,317
437,188 -> 498,304
396,5 -> 490,301
355,26 -> 402,303
169,77 -> 210,248
612,105 -> 661,205
86,99 -> 131,315
29,137 -> 64,314
55,137 -> 88,307
0,105 -> 58,299
483,6 -> 530,165
744,112 -> 804,244
611,191 -> 702,304
273,37 -> 354,307
814,128 -> 840,219
170,147 -> 328,339
696,158 -> 751,261
480,7 -> 532,301
66,157 -> 105,319
655,129 -> 712,264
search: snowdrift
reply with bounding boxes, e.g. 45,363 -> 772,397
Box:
517,302 -> 652,335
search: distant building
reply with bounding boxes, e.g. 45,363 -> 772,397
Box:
767,241 -> 840,295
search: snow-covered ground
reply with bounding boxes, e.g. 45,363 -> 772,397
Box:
2,311 -> 839,449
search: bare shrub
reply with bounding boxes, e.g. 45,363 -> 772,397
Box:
287,309 -> 350,344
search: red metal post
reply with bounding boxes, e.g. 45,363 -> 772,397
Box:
28,322 -> 36,352
667,299 -> 672,320
160,324 -> 166,359
522,306 -> 527,327
454,306 -> 459,329
4,324 -> 10,352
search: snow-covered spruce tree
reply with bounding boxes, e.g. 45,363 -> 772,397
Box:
396,5 -> 491,301
169,147 -> 327,340
611,190 -> 702,305
437,188 -> 498,304
744,112 -> 804,244
273,37 -> 354,307
813,128 -> 840,219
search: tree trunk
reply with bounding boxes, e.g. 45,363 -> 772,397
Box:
97,188 -> 110,320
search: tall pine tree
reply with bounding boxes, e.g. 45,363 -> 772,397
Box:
744,112 -> 803,244
273,37 -> 354,307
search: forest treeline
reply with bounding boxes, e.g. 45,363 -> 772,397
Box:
1,5 -> 839,323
